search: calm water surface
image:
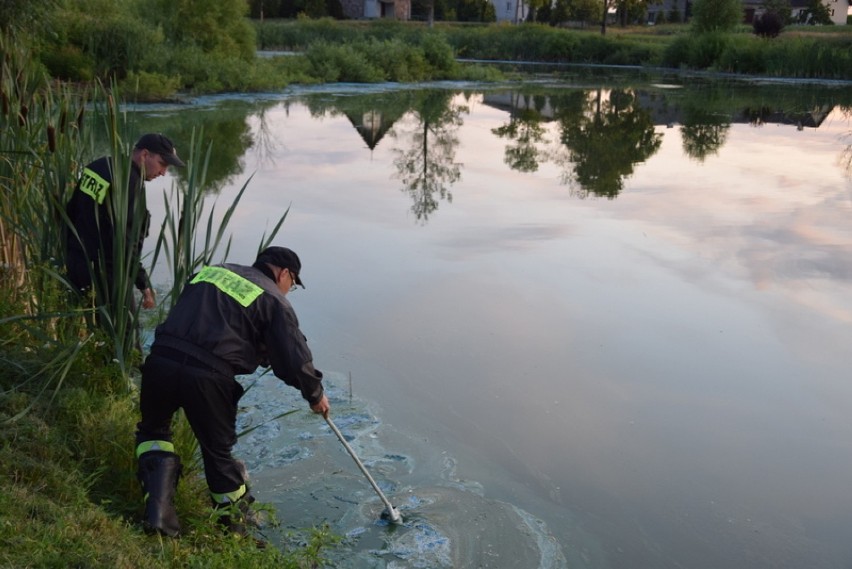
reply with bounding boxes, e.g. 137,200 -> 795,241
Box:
138,77 -> 852,568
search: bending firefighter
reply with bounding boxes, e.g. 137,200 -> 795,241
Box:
134,247 -> 331,537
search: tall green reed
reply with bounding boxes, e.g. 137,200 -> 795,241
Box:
149,129 -> 289,310
2,26 -> 290,416
0,33 -> 100,417
0,33 -> 88,313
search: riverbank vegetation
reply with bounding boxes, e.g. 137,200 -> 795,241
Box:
0,35 -> 336,568
258,18 -> 852,80
3,0 -> 852,103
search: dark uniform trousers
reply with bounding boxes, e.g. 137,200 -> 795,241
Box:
136,348 -> 246,496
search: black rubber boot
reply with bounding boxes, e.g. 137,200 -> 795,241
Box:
137,451 -> 182,537
214,492 -> 266,547
214,492 -> 257,536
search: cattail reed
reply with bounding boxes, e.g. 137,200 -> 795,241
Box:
18,104 -> 27,126
47,125 -> 56,153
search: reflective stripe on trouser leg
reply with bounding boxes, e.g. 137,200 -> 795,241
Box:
211,484 -> 247,505
136,440 -> 175,458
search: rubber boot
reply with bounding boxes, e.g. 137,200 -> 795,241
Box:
214,491 -> 257,536
137,450 -> 182,537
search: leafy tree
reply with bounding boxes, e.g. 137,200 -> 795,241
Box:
453,0 -> 497,21
571,0 -> 603,23
797,0 -> 833,24
753,11 -> 784,36
762,0 -> 792,22
551,0 -> 570,23
0,0 -> 58,35
691,0 -> 744,32
615,0 -> 653,25
411,0 -> 431,21
147,0 -> 256,60
305,0 -> 328,18
47,1 -> 161,80
533,0 -> 552,22
667,6 -> 682,22
523,0 -> 545,21
247,0 -> 282,18
278,0 -> 307,17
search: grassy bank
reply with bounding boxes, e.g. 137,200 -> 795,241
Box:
256,19 -> 852,81
9,4 -> 852,103
0,341 -> 336,568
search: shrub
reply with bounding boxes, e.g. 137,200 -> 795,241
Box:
417,32 -> 460,75
691,0 -> 745,32
663,31 -> 734,69
753,11 -> 784,37
305,42 -> 385,83
39,46 -> 95,82
718,36 -> 767,73
120,71 -> 182,102
361,38 -> 424,81
66,12 -> 162,79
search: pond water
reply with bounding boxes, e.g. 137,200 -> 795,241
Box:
136,75 -> 852,568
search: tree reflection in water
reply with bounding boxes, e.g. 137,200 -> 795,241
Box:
390,90 -> 468,223
491,93 -> 549,173
489,88 -> 664,199
133,82 -> 851,221
559,88 -> 663,199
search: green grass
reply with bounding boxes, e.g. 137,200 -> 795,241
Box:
0,346 -> 337,568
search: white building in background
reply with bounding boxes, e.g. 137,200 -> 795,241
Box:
742,0 -> 850,25
493,0 -> 529,23
808,0 -> 850,24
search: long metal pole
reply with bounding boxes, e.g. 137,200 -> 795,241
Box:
324,416 -> 402,523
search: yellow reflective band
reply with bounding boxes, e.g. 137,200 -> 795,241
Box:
78,167 -> 111,204
190,266 -> 263,307
211,484 -> 247,504
136,440 -> 175,458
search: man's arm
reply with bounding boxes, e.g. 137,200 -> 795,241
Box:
266,301 -> 327,409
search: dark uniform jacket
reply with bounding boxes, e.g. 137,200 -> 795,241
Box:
65,156 -> 151,291
153,263 -> 325,405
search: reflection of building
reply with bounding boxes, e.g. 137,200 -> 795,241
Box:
482,91 -> 836,130
739,105 -> 835,129
633,92 -> 835,130
481,92 -> 557,120
344,110 -> 396,149
340,0 -> 411,19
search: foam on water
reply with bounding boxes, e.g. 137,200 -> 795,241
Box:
234,369 -> 569,568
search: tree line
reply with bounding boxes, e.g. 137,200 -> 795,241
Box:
246,0 -> 838,28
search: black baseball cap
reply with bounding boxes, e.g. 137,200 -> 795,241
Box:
135,133 -> 186,167
255,246 -> 304,288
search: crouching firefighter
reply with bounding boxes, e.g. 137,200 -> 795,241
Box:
134,246 -> 331,537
